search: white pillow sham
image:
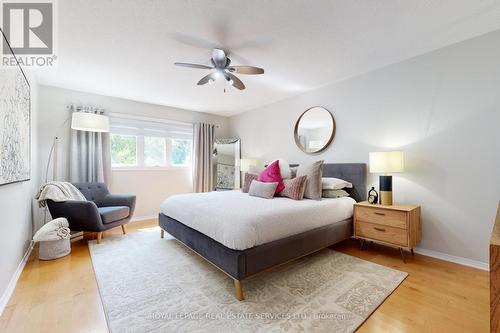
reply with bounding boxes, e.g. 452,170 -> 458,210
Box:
322,177 -> 352,190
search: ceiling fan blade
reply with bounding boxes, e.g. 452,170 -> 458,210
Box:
197,72 -> 217,85
227,73 -> 245,90
174,62 -> 213,70
212,49 -> 227,68
228,66 -> 264,75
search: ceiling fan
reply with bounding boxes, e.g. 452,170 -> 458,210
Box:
174,49 -> 264,91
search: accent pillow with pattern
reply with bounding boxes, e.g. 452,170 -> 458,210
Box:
280,175 -> 308,200
242,173 -> 258,193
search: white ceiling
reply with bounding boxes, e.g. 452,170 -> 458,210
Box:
34,0 -> 500,116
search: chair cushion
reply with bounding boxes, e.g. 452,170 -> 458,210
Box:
97,206 -> 130,224
72,182 -> 109,205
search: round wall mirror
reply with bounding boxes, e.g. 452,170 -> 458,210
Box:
294,106 -> 336,154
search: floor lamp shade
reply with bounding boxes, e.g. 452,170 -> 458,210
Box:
369,151 -> 404,205
71,112 -> 110,133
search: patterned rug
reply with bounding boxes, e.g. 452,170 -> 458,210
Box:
89,227 -> 407,333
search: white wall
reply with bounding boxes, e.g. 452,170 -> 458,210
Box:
229,30 -> 500,264
111,168 -> 192,218
37,86 -> 229,218
0,71 -> 40,308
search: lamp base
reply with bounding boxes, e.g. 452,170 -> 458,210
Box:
379,175 -> 393,206
380,191 -> 393,205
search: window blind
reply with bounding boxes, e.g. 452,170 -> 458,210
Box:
109,115 -> 193,139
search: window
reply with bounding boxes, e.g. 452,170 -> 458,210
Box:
171,139 -> 192,166
111,134 -> 137,166
144,136 -> 166,166
110,116 -> 193,169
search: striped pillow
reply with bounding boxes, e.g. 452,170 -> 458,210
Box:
242,173 -> 258,193
280,176 -> 307,200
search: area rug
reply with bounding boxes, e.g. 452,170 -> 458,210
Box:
88,228 -> 407,333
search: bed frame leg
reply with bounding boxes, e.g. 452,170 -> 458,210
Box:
160,229 -> 164,239
234,279 -> 244,301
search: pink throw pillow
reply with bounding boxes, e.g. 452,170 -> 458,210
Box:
258,160 -> 285,194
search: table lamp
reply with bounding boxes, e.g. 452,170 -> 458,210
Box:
240,159 -> 260,173
369,151 -> 404,205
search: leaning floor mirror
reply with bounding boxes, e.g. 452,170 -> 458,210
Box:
213,139 -> 241,190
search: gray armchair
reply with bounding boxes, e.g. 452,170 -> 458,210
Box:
47,182 -> 136,243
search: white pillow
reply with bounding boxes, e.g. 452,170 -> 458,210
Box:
33,218 -> 71,242
248,181 -> 278,199
322,177 -> 352,190
276,158 -> 291,179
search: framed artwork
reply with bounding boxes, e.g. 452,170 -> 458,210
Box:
0,29 -> 31,185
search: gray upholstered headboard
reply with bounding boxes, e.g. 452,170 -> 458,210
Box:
291,163 -> 367,202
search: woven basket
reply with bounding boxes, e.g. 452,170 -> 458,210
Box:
39,238 -> 71,260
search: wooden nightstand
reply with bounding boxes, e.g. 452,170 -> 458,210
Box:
354,201 -> 421,263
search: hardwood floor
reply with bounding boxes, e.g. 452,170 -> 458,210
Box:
0,219 -> 489,333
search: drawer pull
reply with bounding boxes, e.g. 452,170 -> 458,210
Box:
374,227 -> 386,232
374,212 -> 385,216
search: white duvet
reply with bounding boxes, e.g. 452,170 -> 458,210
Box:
160,190 -> 356,250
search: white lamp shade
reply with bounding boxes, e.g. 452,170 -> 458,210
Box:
369,151 -> 404,173
71,112 -> 109,132
240,159 -> 259,172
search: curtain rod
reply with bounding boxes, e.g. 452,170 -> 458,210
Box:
109,112 -> 220,128
67,105 -> 105,114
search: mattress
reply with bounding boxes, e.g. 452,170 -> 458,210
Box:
160,190 -> 356,250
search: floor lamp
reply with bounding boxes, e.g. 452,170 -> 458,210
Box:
44,111 -> 110,183
43,111 -> 109,225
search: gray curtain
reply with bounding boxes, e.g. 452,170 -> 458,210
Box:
69,106 -> 111,184
193,123 -> 215,192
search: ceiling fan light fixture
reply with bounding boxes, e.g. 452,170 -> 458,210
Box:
175,48 -> 264,91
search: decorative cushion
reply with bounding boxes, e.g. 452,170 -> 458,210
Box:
280,176 -> 308,200
98,206 -> 130,224
33,217 -> 70,242
322,177 -> 353,190
277,159 -> 291,179
258,160 -> 285,194
296,160 -> 324,200
322,189 -> 350,198
248,181 -> 278,199
242,173 -> 258,193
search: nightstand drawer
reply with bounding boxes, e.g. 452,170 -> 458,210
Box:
356,206 -> 407,229
355,221 -> 408,247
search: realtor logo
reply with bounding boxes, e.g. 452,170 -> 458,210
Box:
1,0 -> 56,66
2,1 -> 53,54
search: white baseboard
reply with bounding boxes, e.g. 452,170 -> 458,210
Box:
0,241 -> 34,316
413,247 -> 488,271
130,214 -> 157,222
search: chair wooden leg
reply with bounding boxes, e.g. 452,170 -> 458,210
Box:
234,279 -> 244,301
96,232 -> 102,244
121,224 -> 127,235
160,229 -> 164,239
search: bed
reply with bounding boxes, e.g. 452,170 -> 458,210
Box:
159,163 -> 366,300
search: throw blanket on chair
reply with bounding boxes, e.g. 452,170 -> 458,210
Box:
36,181 -> 86,208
